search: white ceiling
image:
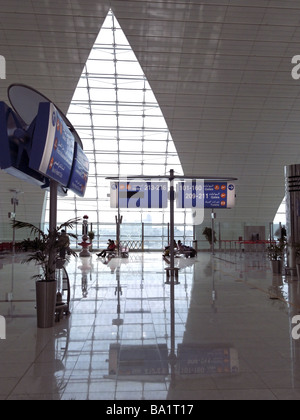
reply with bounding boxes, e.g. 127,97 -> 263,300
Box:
1,0 -> 300,228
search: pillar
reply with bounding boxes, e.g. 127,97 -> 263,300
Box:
285,164 -> 300,268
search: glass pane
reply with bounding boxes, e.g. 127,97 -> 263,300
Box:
143,141 -> 167,153
142,213 -> 164,223
94,140 -> 118,151
119,141 -> 143,152
90,88 -> 116,102
118,89 -> 144,103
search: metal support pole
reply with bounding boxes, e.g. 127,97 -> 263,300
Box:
115,214 -> 122,257
169,170 -> 176,363
10,189 -> 22,255
116,195 -> 123,256
211,209 -> 215,255
115,216 -> 118,253
169,169 -> 175,277
12,198 -> 16,255
49,180 -> 57,232
49,180 -> 58,281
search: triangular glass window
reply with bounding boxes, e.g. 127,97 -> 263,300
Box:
45,10 -> 192,249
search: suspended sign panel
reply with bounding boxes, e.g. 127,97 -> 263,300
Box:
0,85 -> 89,197
67,142 -> 89,197
29,102 -> 75,187
176,180 -> 204,209
110,182 -> 168,208
0,102 -> 46,187
177,181 -> 236,209
204,182 -> 236,209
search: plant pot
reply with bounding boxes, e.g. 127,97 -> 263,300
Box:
271,260 -> 282,274
36,280 -> 57,328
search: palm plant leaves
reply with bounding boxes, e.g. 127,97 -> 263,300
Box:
267,238 -> 286,261
57,218 -> 81,234
12,217 -> 80,281
12,220 -> 46,240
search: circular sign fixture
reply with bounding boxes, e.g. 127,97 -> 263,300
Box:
7,83 -> 83,149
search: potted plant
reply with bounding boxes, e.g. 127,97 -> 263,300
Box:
267,238 -> 286,274
202,227 -> 216,250
88,231 -> 95,251
13,218 -> 79,328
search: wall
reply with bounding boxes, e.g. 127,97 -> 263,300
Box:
0,171 -> 46,242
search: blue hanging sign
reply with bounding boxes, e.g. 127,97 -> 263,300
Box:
29,102 -> 75,187
204,182 -> 235,209
67,142 -> 89,197
177,181 -> 235,209
110,181 -> 168,208
176,180 -> 204,209
0,102 -> 46,186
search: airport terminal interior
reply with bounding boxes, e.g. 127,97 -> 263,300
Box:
2,0 -> 300,400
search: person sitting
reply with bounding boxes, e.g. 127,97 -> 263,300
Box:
108,240 -> 116,254
177,240 -> 197,258
97,240 -> 116,258
163,240 -> 178,257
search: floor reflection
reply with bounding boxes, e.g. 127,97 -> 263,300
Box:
2,251 -> 300,399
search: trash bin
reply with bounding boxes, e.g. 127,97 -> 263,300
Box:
193,240 -> 198,251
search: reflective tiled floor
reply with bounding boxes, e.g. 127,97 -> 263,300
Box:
1,250 -> 300,400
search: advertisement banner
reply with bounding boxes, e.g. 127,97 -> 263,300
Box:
29,102 -> 75,187
67,142 -> 89,197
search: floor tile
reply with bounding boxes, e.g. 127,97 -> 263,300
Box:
1,251 -> 300,400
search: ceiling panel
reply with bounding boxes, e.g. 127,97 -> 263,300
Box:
0,0 -> 300,228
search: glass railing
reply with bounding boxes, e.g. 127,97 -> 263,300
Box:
0,221 -> 283,253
